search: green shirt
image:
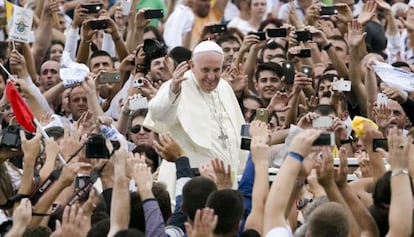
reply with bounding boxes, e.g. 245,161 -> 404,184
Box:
136,0 -> 167,27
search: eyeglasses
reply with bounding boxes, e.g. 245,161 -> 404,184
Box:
130,124 -> 151,133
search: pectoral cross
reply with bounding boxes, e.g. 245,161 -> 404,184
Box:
218,128 -> 228,149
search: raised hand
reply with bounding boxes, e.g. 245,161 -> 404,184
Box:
297,112 -> 320,129
126,152 -> 146,179
170,61 -> 189,94
155,133 -> 185,162
199,162 -> 217,182
400,7 -> 414,31
316,146 -> 335,187
250,135 -> 270,167
9,49 -> 28,77
71,3 -> 88,28
288,129 -> 322,158
249,120 -> 268,138
12,198 -> 32,230
335,3 -> 353,23
185,208 -> 218,237
133,163 -> 154,200
373,103 -> 394,131
386,127 -> 412,170
335,147 -> 348,187
347,20 -> 366,49
304,3 -> 321,26
52,205 -> 88,237
268,91 -> 290,113
357,0 -> 377,26
211,158 -> 232,190
134,9 -> 150,29
228,63 -> 248,94
81,19 -> 98,43
59,161 -> 91,187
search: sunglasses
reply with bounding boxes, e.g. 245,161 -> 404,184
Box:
130,124 -> 151,133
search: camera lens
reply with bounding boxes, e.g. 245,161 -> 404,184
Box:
143,40 -> 157,54
137,79 -> 143,84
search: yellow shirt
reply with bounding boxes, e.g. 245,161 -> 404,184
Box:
191,6 -> 223,48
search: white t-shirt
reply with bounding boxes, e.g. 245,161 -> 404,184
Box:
163,4 -> 194,49
227,17 -> 256,35
265,226 -> 294,237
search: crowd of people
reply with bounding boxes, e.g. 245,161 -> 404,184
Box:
0,0 -> 413,236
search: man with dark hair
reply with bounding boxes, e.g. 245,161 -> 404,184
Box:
182,177 -> 218,221
260,41 -> 286,62
306,202 -> 351,237
89,50 -> 115,75
39,60 -> 61,93
206,189 -> 244,236
327,35 -> 349,64
216,34 -> 241,69
254,62 -> 283,106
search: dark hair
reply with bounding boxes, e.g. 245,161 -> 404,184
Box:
373,171 -> 392,208
255,62 -> 283,81
114,229 -> 145,237
132,145 -> 160,172
87,218 -> 110,237
307,202 -> 350,237
260,41 -> 286,60
144,26 -> 165,44
328,35 -> 349,54
258,17 -> 284,31
89,50 -> 113,67
182,177 -> 217,221
242,95 -> 264,123
169,47 -> 192,67
216,34 -> 241,46
45,126 -> 64,140
322,65 -> 337,74
129,183 -> 171,231
313,104 -> 337,116
317,73 -> 336,94
22,226 -> 52,237
206,189 -> 244,235
130,108 -> 149,121
392,61 -> 411,69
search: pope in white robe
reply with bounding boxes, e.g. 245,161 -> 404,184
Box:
143,41 -> 246,198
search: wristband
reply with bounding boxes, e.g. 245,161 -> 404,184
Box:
287,151 -> 304,163
322,42 -> 333,51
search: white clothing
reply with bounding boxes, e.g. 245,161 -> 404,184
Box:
278,0 -> 305,23
224,1 -> 240,22
144,71 -> 246,198
163,4 -> 194,49
102,32 -> 116,58
227,17 -> 256,35
265,226 -> 294,237
105,75 -> 133,120
64,26 -> 80,61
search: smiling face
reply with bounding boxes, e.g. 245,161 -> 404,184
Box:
191,51 -> 224,92
129,116 -> 156,147
254,70 -> 281,101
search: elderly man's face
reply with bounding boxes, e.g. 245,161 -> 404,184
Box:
191,51 -> 223,92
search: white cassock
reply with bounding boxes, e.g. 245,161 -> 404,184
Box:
143,70 -> 246,199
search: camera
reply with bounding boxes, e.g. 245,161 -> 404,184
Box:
143,39 -> 167,65
240,124 -> 251,150
133,78 -> 144,88
0,125 -> 33,150
85,134 -> 110,159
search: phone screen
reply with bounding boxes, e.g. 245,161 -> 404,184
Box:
282,61 -> 295,84
267,28 -> 287,38
295,30 -> 312,41
144,9 -> 164,19
373,138 -> 388,151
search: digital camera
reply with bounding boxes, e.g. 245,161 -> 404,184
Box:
143,39 -> 167,65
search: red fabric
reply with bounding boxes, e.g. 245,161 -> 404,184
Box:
5,81 -> 35,133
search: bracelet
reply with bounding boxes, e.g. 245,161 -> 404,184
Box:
391,169 -> 409,177
287,151 -> 304,163
322,42 -> 333,51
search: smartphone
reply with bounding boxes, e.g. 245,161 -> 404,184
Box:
294,48 -> 311,58
312,116 -> 333,128
248,32 -> 266,41
75,176 -> 91,189
144,9 -> 164,19
240,124 -> 251,150
256,108 -> 269,123
373,138 -> 388,152
301,65 -> 313,77
294,30 -> 312,41
282,61 -> 295,84
208,24 -> 227,34
312,133 -> 335,146
320,6 -> 338,16
267,28 -> 287,38
89,19 -> 109,30
332,78 -> 352,92
98,72 -> 121,84
85,134 -> 110,159
81,3 -> 103,14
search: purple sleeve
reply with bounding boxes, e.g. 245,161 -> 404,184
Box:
143,198 -> 169,237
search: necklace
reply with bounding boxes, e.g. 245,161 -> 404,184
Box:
205,90 -> 230,149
